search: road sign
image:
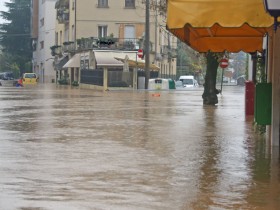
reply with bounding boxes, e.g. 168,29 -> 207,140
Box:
137,49 -> 144,59
220,58 -> 229,68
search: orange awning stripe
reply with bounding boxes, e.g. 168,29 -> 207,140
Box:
167,0 -> 274,53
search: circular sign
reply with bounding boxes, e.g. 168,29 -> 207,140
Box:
220,58 -> 229,68
138,49 -> 143,58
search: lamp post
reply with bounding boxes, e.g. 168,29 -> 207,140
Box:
144,0 -> 150,89
263,0 -> 280,31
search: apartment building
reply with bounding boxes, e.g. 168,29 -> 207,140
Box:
32,0 -> 57,83
52,0 -> 177,86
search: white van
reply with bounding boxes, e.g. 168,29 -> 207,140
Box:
179,75 -> 198,88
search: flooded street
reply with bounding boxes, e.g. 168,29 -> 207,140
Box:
0,84 -> 279,210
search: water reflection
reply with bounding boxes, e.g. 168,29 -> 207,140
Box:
0,85 -> 279,210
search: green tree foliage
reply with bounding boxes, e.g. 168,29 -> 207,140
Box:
0,0 -> 31,75
176,41 -> 206,81
230,52 -> 248,79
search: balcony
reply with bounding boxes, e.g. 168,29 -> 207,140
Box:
55,0 -> 69,9
55,0 -> 69,24
62,41 -> 75,53
57,9 -> 69,24
161,45 -> 177,58
75,37 -> 142,51
58,37 -> 155,54
50,45 -> 62,56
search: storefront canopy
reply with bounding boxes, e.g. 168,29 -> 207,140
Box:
63,53 -> 81,68
94,50 -> 138,68
167,0 -> 274,53
54,55 -> 68,71
114,57 -> 160,71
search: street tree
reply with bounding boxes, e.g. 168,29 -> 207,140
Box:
155,0 -> 224,105
0,0 -> 32,75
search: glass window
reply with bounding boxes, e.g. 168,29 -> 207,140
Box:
40,18 -> 44,27
125,0 -> 135,8
98,26 -> 107,38
180,79 -> 193,85
40,41 -> 44,49
98,0 -> 108,7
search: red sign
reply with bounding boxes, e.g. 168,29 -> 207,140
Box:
137,49 -> 143,59
220,58 -> 229,68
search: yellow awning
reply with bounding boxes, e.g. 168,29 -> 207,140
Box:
167,0 -> 274,53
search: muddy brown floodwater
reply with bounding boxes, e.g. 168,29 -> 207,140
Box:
0,84 -> 279,210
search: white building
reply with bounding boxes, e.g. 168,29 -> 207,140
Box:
32,0 -> 57,83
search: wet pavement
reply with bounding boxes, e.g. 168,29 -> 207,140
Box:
0,84 -> 279,210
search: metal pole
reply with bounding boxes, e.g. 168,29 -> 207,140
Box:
144,0 -> 150,89
154,0 -> 158,64
220,68 -> 224,94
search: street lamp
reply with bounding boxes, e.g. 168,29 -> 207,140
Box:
263,0 -> 280,31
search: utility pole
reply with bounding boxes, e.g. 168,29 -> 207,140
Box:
144,0 -> 150,89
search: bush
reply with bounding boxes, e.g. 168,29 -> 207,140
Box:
72,81 -> 79,86
58,79 -> 68,85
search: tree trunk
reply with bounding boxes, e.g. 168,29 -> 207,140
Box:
202,52 -> 220,105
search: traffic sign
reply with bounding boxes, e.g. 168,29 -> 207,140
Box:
220,58 -> 229,68
137,49 -> 144,59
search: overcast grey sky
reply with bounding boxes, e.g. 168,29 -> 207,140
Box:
0,0 -> 9,24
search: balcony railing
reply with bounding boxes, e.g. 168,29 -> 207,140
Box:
75,37 -> 144,51
55,37 -> 158,56
160,45 -> 177,58
50,45 -> 62,56
62,41 -> 75,53
55,0 -> 69,24
57,9 -> 69,24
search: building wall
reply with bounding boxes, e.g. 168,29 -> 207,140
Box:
31,0 -> 39,39
32,0 -> 57,83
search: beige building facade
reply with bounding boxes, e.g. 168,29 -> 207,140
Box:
53,0 -> 177,85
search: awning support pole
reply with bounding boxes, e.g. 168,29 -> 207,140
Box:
271,29 -> 280,146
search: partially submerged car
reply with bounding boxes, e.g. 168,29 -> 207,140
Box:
22,73 -> 38,85
179,75 -> 199,88
0,72 -> 16,86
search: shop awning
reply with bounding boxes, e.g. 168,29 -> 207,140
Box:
54,55 -> 68,70
94,50 -> 138,68
167,0 -> 274,53
114,57 -> 160,71
63,53 -> 81,68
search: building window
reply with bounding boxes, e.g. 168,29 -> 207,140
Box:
40,41 -> 44,49
98,25 -> 107,38
98,0 -> 108,8
40,18 -> 44,27
64,25 -> 69,42
125,0 -> 135,8
60,31 -> 62,45
55,32 -> 58,45
72,25 -> 75,41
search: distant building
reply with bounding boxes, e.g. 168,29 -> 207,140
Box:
32,0 -> 177,84
53,0 -> 177,86
31,0 -> 57,83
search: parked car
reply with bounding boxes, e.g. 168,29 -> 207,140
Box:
0,72 -> 14,80
0,72 -> 16,86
